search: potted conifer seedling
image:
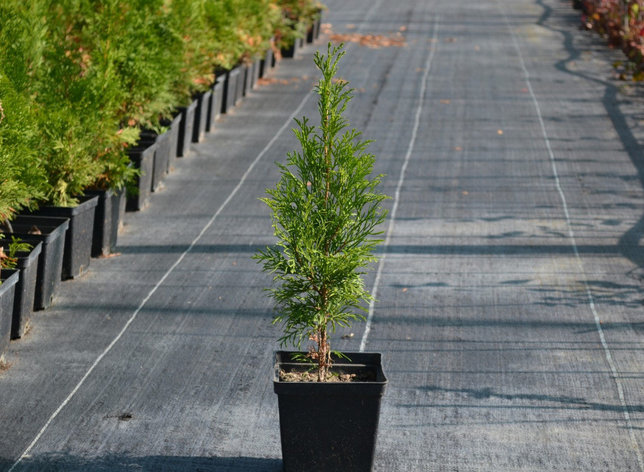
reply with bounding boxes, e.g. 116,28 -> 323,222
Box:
255,43 -> 388,472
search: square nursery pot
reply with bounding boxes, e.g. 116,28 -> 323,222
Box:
260,48 -> 274,78
126,140 -> 157,211
31,195 -> 99,280
162,114 -> 182,169
315,12 -> 322,40
0,270 -> 19,360
252,58 -> 261,88
308,11 -> 323,43
192,89 -> 212,143
242,62 -> 254,97
226,66 -> 244,109
176,99 -> 198,157
0,241 -> 42,339
281,38 -> 299,58
139,128 -> 171,192
3,216 -> 68,310
207,76 -> 224,130
307,24 -> 315,44
85,188 -> 126,257
221,67 -> 239,114
274,351 -> 387,472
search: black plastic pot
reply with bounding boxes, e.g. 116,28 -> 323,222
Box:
161,114 -> 182,170
6,216 -> 69,310
232,66 -> 243,106
316,13 -> 323,40
85,188 -> 125,257
0,241 -> 41,339
281,41 -> 297,58
208,76 -> 224,130
254,58 -> 261,85
31,195 -> 99,280
0,270 -> 19,360
260,48 -> 274,78
206,75 -> 226,132
126,141 -> 156,211
241,63 -> 251,98
307,24 -> 315,44
274,351 -> 387,472
192,89 -> 212,143
224,67 -> 241,113
176,99 -> 198,157
143,129 -> 170,192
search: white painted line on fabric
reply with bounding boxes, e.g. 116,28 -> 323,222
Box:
8,89 -> 314,472
499,6 -> 644,471
360,17 -> 440,353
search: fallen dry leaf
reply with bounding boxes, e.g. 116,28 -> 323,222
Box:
325,24 -> 406,48
440,99 -> 451,104
256,77 -> 302,86
98,252 -> 121,259
497,129 -> 504,135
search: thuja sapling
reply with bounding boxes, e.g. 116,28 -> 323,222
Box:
255,43 -> 388,382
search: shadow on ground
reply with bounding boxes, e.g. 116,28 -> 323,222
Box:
0,455 -> 282,472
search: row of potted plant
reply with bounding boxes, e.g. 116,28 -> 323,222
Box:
0,0 -> 324,224
0,0 -> 323,362
577,0 -> 644,79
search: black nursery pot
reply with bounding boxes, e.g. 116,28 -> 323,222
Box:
193,90 -> 212,143
0,270 -> 19,360
126,140 -> 156,211
0,241 -> 41,339
242,62 -> 254,97
85,188 -> 125,257
208,76 -> 224,130
252,58 -> 261,88
281,41 -> 297,58
176,99 -> 197,157
31,195 -> 99,280
164,114 -> 182,168
139,129 -> 170,192
228,66 -> 242,110
274,351 -> 387,472
4,215 -> 68,310
260,48 -> 274,78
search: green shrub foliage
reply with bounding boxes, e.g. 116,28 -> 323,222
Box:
255,44 -> 387,381
0,0 -> 322,213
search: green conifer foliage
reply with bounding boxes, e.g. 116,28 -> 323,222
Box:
256,43 -> 387,381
